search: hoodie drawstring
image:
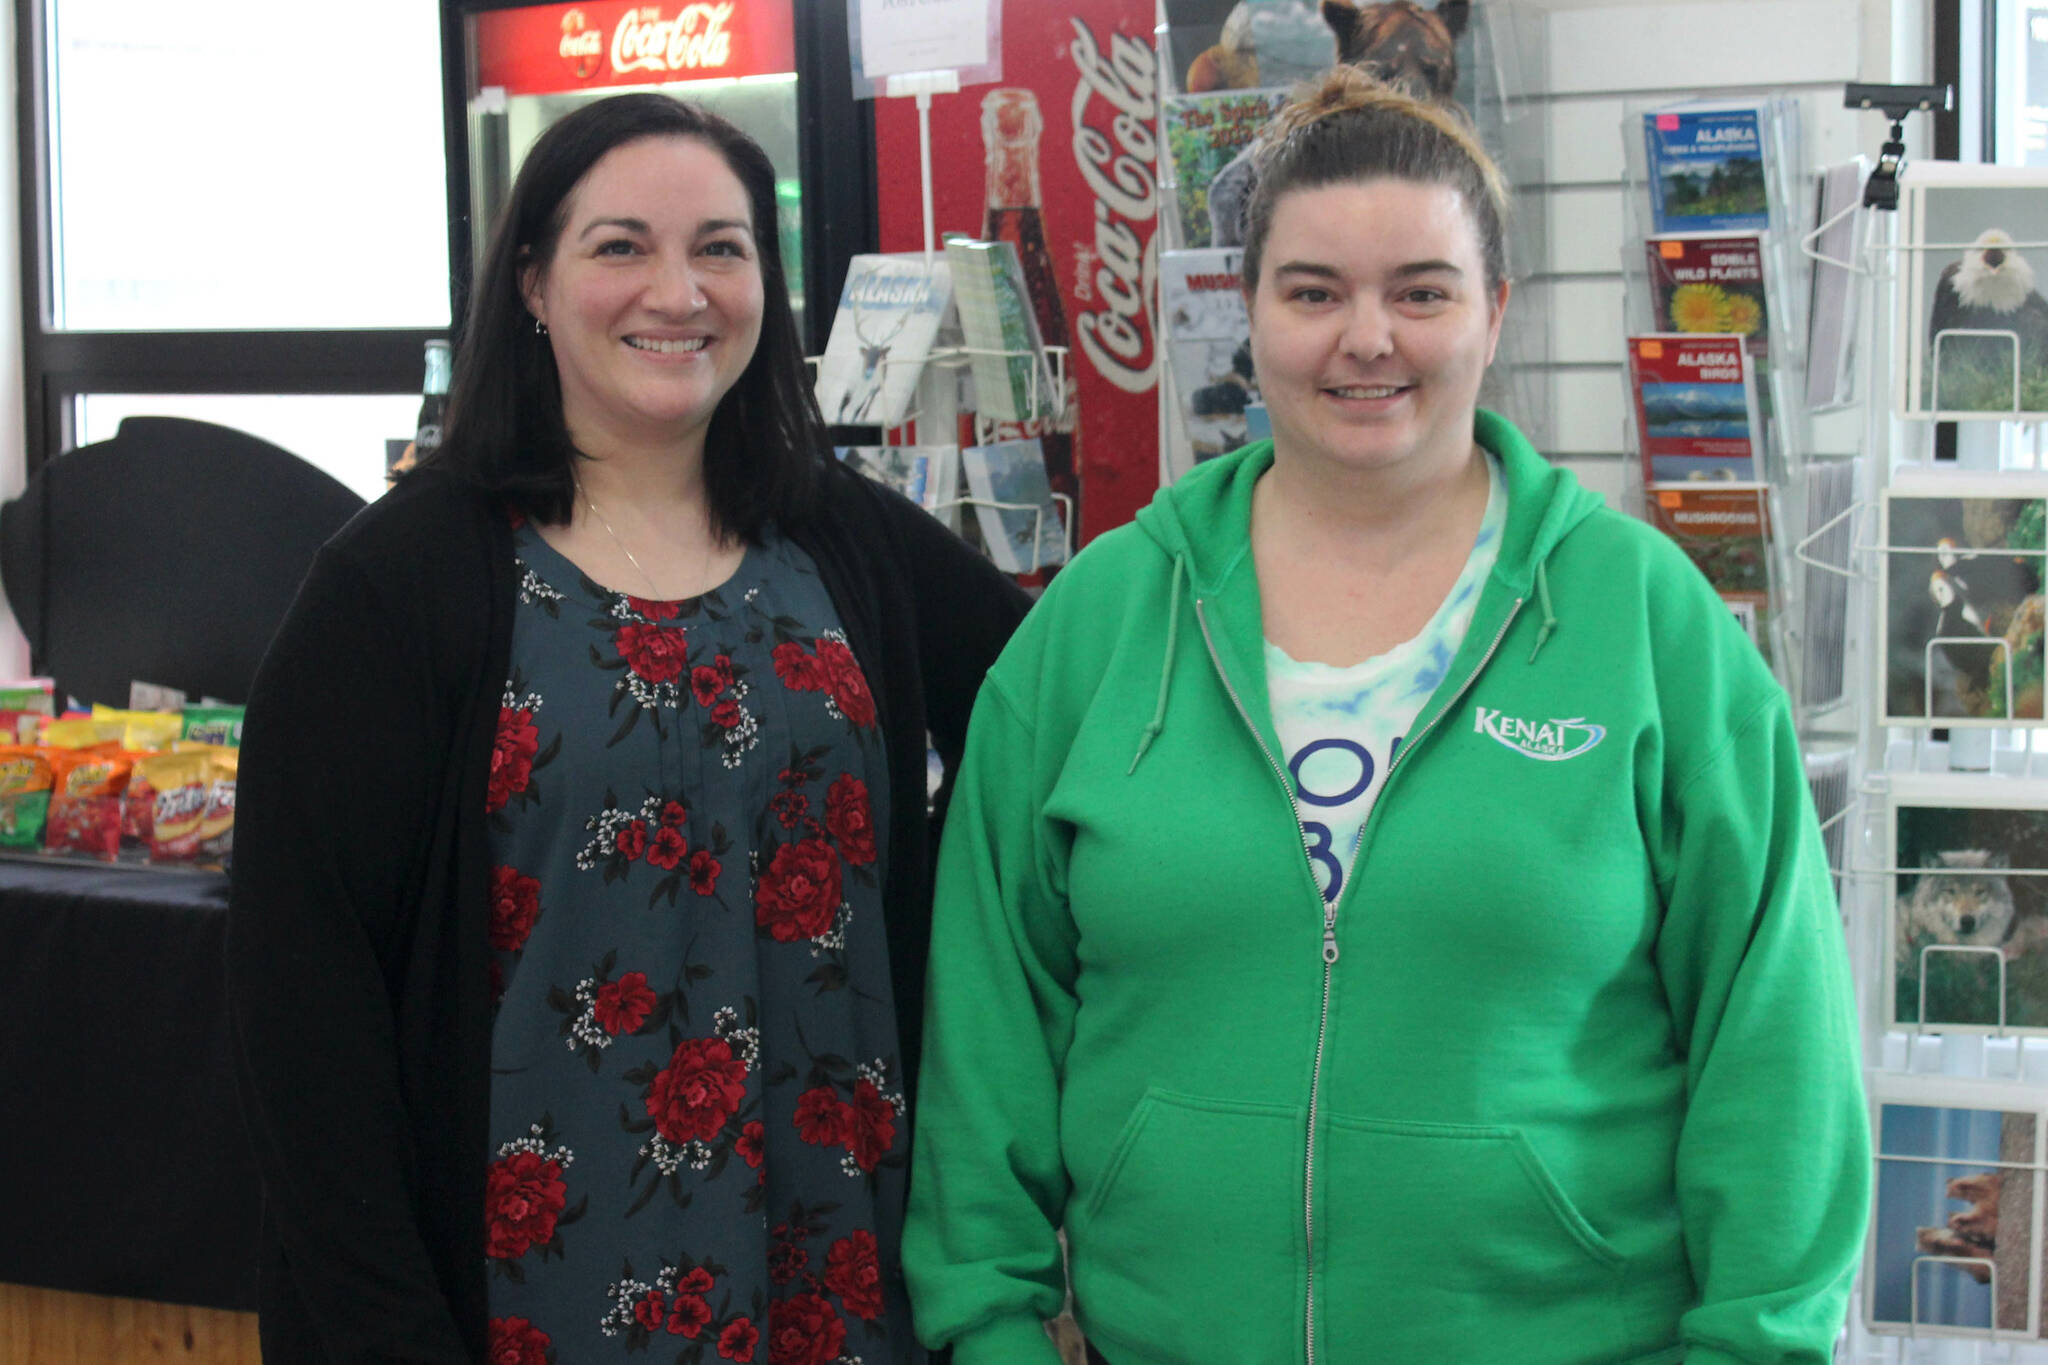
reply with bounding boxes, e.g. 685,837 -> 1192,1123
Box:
1527,558 -> 1558,664
1129,553 -> 1185,775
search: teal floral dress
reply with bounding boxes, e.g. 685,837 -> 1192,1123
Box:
480,514 -> 915,1365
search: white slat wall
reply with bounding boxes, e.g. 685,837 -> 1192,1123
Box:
1515,0 -> 1897,508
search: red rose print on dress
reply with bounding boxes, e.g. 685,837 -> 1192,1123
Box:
824,1228 -> 884,1321
592,971 -> 656,1035
689,848 -> 722,897
484,1121 -> 583,1278
488,706 -> 539,814
488,866 -> 542,952
769,790 -> 807,830
486,1316 -> 552,1365
691,664 -> 724,708
771,641 -> 828,692
814,638 -> 877,728
768,1238 -> 808,1286
719,1317 -> 760,1361
615,621 -> 689,684
615,818 -> 649,861
646,1036 -> 750,1145
845,1079 -> 898,1172
823,775 -> 875,867
626,594 -> 682,622
736,1120 -> 766,1169
754,838 -> 842,943
766,1292 -> 846,1365
602,1255 -> 732,1345
485,1149 -> 568,1259
660,799 -> 688,829
793,1086 -> 851,1147
667,1293 -> 713,1337
647,823 -> 688,871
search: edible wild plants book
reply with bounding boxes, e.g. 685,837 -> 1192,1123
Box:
945,238 -> 1058,424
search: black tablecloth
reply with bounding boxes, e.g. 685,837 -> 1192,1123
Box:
0,858 -> 259,1310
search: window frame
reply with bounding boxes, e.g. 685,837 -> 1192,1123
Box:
12,0 -> 463,475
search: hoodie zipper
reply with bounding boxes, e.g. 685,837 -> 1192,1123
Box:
1194,593 -> 1523,1365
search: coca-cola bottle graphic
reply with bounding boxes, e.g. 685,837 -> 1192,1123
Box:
981,87 -> 1080,537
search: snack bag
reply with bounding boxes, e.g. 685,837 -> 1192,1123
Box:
93,705 -> 182,753
0,680 -> 55,715
45,749 -> 132,861
122,763 -> 158,852
0,746 -> 52,849
197,751 -> 237,867
140,752 -> 210,862
42,717 -> 112,749
181,706 -> 244,748
0,710 -> 43,745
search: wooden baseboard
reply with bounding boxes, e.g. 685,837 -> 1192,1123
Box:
0,1283 -> 258,1364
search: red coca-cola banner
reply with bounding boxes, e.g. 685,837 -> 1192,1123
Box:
474,2 -> 795,97
874,2 -> 1160,544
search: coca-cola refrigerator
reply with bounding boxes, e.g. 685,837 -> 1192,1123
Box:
438,0 -> 876,354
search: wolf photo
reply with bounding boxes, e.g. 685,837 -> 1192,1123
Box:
1882,490 -> 2048,724
1870,1101 -> 2038,1336
1891,799 -> 2048,1031
1902,168 -> 2048,418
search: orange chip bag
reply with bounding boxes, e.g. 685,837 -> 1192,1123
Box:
0,746 -> 52,850
45,750 -> 133,860
140,752 -> 210,861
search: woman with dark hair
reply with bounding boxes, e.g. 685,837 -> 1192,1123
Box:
227,93 -> 1026,1363
904,68 -> 1867,1364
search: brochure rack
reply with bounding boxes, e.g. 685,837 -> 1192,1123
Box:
1797,150 -> 2048,1358
1148,0 -> 1551,484
806,69 -> 1074,576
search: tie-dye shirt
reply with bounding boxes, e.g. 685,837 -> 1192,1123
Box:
1265,456 -> 1506,905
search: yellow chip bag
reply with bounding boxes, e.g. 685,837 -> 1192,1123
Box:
138,752 -> 210,861
42,718 -> 111,749
93,705 -> 183,753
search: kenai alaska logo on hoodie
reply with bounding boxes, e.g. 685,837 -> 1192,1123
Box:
1473,707 -> 1605,761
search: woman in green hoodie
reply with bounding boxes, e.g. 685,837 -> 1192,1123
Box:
904,68 -> 1868,1365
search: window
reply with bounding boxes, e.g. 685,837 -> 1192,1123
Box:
18,0 -> 455,490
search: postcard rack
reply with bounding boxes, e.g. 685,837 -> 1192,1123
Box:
1808,154 -> 2048,1360
803,58 -> 1077,581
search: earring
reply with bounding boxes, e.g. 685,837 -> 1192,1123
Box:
533,317 -> 548,336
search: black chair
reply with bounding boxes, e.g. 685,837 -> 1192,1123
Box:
0,415 -> 366,708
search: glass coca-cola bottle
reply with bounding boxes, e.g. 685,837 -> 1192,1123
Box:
981,87 -> 1080,537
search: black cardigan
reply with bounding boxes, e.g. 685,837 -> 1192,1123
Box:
225,461 -> 1029,1363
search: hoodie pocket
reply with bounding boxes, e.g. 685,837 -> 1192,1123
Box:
1320,1115 -> 1628,1355
1070,1089 -> 1306,1363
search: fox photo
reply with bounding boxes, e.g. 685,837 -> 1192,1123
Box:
1890,794 -> 2048,1032
1901,167 -> 2048,418
1870,1100 -> 2038,1337
1881,487 -> 2048,725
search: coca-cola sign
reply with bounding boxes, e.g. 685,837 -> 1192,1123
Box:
875,0 -> 1160,543
1068,20 -> 1158,397
613,4 -> 734,76
475,0 -> 793,97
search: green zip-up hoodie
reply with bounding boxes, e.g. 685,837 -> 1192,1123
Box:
904,413 -> 1868,1365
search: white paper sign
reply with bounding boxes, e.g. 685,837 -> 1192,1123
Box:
858,0 -> 991,78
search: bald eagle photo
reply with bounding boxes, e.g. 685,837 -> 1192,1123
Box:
1927,229 -> 2048,412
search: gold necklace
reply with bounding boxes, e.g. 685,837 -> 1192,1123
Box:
576,480 -> 669,602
